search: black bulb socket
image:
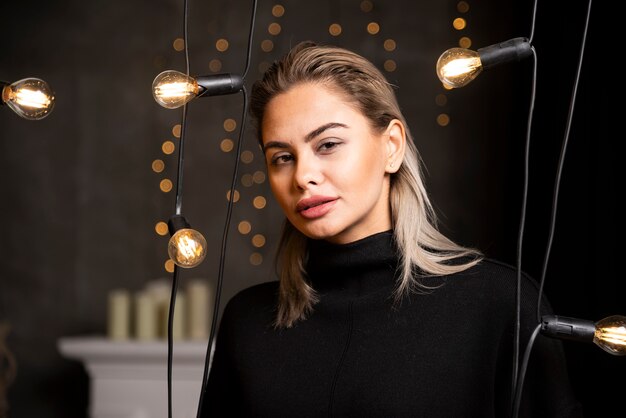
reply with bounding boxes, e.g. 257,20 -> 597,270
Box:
196,73 -> 244,97
478,37 -> 532,70
540,315 -> 596,343
0,81 -> 9,105
168,214 -> 191,236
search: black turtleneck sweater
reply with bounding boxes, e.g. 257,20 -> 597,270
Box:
202,231 -> 582,417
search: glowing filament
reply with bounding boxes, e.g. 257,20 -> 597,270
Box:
596,326 -> 626,346
154,82 -> 198,99
440,57 -> 482,78
177,235 -> 201,258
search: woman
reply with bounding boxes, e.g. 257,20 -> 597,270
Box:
202,41 -> 582,417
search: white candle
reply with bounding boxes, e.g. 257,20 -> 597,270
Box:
107,289 -> 130,340
187,279 -> 212,340
134,291 -> 157,341
145,279 -> 172,339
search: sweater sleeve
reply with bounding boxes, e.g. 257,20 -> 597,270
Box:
198,281 -> 278,417
198,296 -> 240,417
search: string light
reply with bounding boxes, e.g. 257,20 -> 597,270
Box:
167,215 -> 207,268
1,78 -> 55,120
436,37 -> 532,88
152,70 -> 243,109
541,315 -> 626,356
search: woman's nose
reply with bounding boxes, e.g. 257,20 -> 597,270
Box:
293,155 -> 321,190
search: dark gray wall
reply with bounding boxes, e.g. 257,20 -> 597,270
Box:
0,0 -> 619,417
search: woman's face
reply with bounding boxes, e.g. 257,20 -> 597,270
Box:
261,82 -> 401,244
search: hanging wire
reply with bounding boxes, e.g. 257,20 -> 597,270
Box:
535,0 -> 593,323
511,47 -> 538,401
173,0 -> 191,216
527,0 -> 539,44
241,0 -> 258,81
511,323 -> 542,418
510,0 -> 593,415
167,0 -> 191,416
510,0 -> 539,397
196,87 -> 249,418
167,266 -> 180,418
163,0 -> 257,413
195,1 -> 257,417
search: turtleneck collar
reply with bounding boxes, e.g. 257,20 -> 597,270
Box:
305,230 -> 400,299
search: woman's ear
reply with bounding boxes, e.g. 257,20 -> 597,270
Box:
384,119 -> 406,174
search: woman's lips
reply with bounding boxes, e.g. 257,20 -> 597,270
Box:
296,196 -> 338,219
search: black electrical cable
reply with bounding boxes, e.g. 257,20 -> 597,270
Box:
195,1 -> 257,417
167,266 -> 180,418
510,0 -> 539,396
527,0 -> 539,44
511,323 -> 542,418
164,0 -> 257,409
241,0 -> 258,81
196,87 -> 249,418
167,0 -> 191,417
174,0 -> 191,217
510,0 -> 593,415
511,47 -> 538,402
535,0 -> 592,323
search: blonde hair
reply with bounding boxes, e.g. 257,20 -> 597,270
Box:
250,41 -> 482,328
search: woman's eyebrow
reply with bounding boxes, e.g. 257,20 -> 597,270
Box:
262,122 -> 348,154
305,122 -> 348,142
262,140 -> 289,154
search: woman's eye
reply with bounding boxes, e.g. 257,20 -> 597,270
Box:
270,153 -> 293,165
318,140 -> 340,152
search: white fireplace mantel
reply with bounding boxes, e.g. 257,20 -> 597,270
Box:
58,336 -> 210,418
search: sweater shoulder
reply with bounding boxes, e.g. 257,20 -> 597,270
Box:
220,280 -> 279,325
226,280 -> 279,309
463,257 -> 539,286
452,257 -> 554,310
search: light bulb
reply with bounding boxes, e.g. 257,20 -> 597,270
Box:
152,70 -> 244,109
594,315 -> 626,355
541,315 -> 626,356
436,37 -> 532,89
1,78 -> 55,120
167,215 -> 207,268
436,48 -> 482,89
152,70 -> 199,109
168,228 -> 207,268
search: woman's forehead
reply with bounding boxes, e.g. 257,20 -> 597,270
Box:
261,85 -> 367,139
